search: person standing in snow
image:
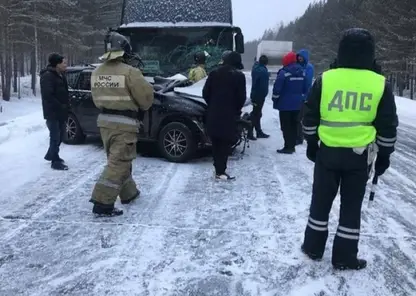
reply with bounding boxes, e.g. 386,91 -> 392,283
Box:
301,28 -> 398,270
272,52 -> 308,154
202,51 -> 246,180
296,49 -> 315,145
89,32 -> 154,217
248,55 -> 270,140
40,53 -> 70,171
188,52 -> 207,83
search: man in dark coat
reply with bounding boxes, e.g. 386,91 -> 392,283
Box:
202,51 -> 246,180
40,53 -> 70,170
272,51 -> 308,154
248,54 -> 270,140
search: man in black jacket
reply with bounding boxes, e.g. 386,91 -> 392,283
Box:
202,51 -> 246,180
301,28 -> 398,270
40,53 -> 70,170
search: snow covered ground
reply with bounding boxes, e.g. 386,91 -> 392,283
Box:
0,90 -> 415,295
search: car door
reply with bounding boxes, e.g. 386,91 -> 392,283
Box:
73,71 -> 100,134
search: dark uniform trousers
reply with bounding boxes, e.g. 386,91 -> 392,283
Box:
303,143 -> 369,263
279,110 -> 300,149
211,137 -> 233,175
250,98 -> 265,132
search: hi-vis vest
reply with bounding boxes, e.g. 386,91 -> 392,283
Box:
319,68 -> 385,147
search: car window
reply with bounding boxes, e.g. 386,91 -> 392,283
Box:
78,71 -> 91,90
66,72 -> 80,89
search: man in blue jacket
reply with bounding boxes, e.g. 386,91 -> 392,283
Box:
249,55 -> 270,140
296,49 -> 315,145
272,52 -> 308,154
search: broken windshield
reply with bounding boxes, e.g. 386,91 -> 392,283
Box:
127,27 -> 233,77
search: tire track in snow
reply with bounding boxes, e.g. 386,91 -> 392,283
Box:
76,162 -> 195,287
0,146 -> 104,219
0,153 -> 105,243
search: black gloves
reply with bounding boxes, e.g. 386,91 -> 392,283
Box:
375,154 -> 390,176
306,142 -> 319,162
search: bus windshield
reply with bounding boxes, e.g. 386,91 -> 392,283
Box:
125,27 -> 234,77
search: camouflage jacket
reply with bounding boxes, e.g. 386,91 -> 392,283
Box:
91,60 -> 154,132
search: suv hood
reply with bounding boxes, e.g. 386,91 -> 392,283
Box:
173,75 -> 252,107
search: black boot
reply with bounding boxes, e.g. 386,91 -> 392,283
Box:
247,128 -> 256,141
92,202 -> 123,217
51,160 -> 68,170
296,139 -> 304,145
301,244 -> 323,261
332,258 -> 367,270
256,130 -> 270,138
120,190 -> 141,204
276,147 -> 295,154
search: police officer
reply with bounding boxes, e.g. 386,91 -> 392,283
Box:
89,32 -> 154,216
301,28 -> 398,270
188,52 -> 207,83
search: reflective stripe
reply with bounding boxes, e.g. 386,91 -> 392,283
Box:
303,130 -> 316,135
303,125 -> 318,131
284,72 -> 291,77
307,222 -> 328,232
320,120 -> 372,127
377,135 -> 396,142
272,95 -> 280,99
97,179 -> 120,190
376,140 -> 395,147
309,217 -> 328,226
303,125 -> 317,135
376,135 -> 396,147
94,95 -> 132,101
336,226 -> 360,240
98,113 -> 138,126
338,226 -> 360,233
290,77 -> 304,81
336,232 -> 359,240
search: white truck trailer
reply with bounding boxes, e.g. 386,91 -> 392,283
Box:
256,40 -> 293,81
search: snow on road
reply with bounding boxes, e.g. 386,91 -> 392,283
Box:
0,95 -> 415,296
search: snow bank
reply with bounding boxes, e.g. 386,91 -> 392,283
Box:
395,96 -> 415,127
0,110 -> 44,145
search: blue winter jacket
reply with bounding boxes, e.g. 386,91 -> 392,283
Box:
272,63 -> 308,111
250,62 -> 269,100
297,49 -> 314,92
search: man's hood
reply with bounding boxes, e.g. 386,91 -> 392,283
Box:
284,63 -> 305,76
297,49 -> 310,64
252,61 -> 266,71
39,65 -> 55,76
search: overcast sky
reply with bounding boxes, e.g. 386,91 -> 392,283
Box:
232,0 -> 315,41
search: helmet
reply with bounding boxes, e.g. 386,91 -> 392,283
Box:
194,52 -> 206,64
101,32 -> 143,68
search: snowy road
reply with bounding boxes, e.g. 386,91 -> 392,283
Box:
0,97 -> 415,296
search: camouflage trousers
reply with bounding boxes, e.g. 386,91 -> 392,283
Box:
91,128 -> 138,205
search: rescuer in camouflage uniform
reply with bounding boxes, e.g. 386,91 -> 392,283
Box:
89,32 -> 154,217
188,52 -> 207,83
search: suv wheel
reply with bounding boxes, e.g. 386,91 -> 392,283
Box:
62,113 -> 86,144
158,122 -> 196,163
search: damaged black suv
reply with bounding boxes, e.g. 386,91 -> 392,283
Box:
63,65 -> 251,163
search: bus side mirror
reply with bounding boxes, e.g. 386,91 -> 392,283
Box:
235,33 -> 244,54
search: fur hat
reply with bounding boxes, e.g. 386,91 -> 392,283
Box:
337,28 -> 375,70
